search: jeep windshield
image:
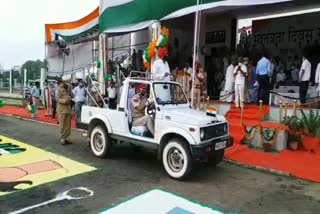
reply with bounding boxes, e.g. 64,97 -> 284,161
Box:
153,83 -> 188,105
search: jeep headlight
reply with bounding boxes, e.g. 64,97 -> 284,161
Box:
200,128 -> 205,140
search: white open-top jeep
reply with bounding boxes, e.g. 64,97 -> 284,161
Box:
81,77 -> 233,180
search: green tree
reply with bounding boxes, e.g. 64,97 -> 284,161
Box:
20,59 -> 46,83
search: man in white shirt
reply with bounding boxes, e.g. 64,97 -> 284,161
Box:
234,57 -> 247,108
224,58 -> 237,103
73,79 -> 87,128
152,47 -> 171,81
299,56 -> 311,104
107,80 -> 117,109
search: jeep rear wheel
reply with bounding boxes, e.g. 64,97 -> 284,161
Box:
162,138 -> 192,180
90,126 -> 111,158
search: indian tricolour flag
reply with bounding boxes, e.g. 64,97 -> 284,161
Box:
207,107 -> 217,117
45,7 -> 99,43
99,0 -> 292,33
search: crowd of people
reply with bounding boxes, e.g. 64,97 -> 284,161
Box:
28,77 -> 118,144
221,53 -> 320,107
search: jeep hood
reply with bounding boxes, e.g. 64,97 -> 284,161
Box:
161,108 -> 224,126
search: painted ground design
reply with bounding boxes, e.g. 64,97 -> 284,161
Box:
98,189 -> 226,214
0,135 -> 96,196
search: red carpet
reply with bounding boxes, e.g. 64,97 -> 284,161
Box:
225,104 -> 320,183
0,106 -> 76,129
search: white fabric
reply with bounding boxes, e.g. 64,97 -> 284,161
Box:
315,63 -> 320,91
235,84 -> 245,108
100,0 -> 134,13
300,59 -> 311,81
233,63 -> 247,85
224,64 -> 235,91
152,59 -> 171,81
131,126 -> 148,135
161,0 -> 293,20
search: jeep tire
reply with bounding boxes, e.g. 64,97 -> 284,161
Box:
162,138 -> 192,180
90,125 -> 111,158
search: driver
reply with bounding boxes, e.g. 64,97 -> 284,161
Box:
131,84 -> 155,136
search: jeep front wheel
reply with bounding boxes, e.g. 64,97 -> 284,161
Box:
90,126 -> 111,158
162,139 -> 192,180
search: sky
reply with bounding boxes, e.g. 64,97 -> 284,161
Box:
0,0 -> 99,69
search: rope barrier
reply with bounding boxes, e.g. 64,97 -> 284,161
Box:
270,91 -> 320,107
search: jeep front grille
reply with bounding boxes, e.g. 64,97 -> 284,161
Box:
201,123 -> 228,141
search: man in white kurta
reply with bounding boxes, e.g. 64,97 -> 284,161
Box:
234,58 -> 248,108
152,47 -> 171,102
152,47 -> 171,81
224,60 -> 236,103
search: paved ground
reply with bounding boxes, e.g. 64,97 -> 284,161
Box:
1,115 -> 320,214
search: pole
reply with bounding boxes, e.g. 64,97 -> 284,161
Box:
191,0 -> 200,108
24,69 -> 27,87
9,69 -> 12,94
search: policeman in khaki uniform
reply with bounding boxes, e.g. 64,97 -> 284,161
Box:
131,84 -> 154,136
56,79 -> 73,145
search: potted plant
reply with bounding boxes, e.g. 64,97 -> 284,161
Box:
283,115 -> 303,151
300,110 -> 320,151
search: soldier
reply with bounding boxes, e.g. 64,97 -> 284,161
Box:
56,79 -> 72,145
131,84 -> 154,136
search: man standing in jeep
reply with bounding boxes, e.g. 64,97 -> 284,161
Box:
131,84 -> 154,136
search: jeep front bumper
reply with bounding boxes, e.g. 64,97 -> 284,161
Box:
191,136 -> 233,162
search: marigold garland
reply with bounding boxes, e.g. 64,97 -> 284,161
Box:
143,27 -> 170,70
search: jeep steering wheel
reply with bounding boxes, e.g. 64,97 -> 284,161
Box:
147,102 -> 155,115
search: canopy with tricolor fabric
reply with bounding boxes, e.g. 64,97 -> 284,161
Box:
99,0 -> 293,34
45,7 -> 99,43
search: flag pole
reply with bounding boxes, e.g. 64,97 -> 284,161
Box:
191,0 -> 200,108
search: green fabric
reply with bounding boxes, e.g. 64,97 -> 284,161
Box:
59,24 -> 99,42
104,74 -> 113,81
99,0 -> 223,33
0,100 -> 3,107
28,104 -> 35,114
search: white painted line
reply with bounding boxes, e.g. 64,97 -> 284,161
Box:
9,187 -> 94,214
